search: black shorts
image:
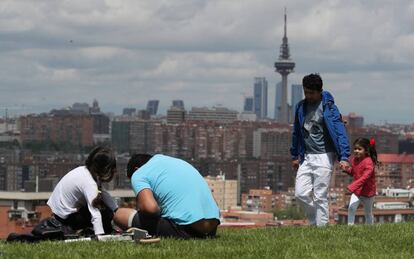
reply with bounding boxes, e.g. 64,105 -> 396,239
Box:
131,212 -> 217,239
54,206 -> 113,234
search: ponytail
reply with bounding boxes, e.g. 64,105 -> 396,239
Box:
92,178 -> 105,209
368,137 -> 378,165
85,146 -> 116,209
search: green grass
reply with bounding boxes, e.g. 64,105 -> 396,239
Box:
1,223 -> 414,258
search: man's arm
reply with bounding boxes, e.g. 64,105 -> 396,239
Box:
290,103 -> 301,161
330,103 -> 351,161
136,189 -> 160,216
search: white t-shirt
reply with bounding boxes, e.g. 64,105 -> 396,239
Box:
47,166 -> 104,235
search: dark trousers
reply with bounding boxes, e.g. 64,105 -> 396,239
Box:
131,212 -> 218,239
54,206 -> 114,234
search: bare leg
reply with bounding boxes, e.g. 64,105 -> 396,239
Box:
113,208 -> 137,230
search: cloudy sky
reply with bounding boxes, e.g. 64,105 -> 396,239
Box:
1,0 -> 413,124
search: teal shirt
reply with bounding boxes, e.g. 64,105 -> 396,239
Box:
131,154 -> 220,225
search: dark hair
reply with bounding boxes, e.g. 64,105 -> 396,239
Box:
127,154 -> 153,179
85,146 -> 117,208
353,138 -> 378,165
302,73 -> 323,92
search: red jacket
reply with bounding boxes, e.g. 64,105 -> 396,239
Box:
345,156 -> 376,197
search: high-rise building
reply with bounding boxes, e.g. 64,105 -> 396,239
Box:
274,8 -> 295,123
111,120 -> 131,153
91,113 -> 110,135
122,108 -> 136,116
252,127 -> 291,159
188,107 -> 238,123
290,84 -> 303,121
19,114 -> 94,147
243,97 -> 254,112
167,106 -> 186,124
274,82 -> 282,121
172,100 -> 185,110
146,100 -> 159,116
239,159 -> 294,193
111,118 -> 161,153
253,77 -> 268,119
137,110 -> 150,120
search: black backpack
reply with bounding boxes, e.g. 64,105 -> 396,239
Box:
31,217 -> 66,240
7,217 -> 69,243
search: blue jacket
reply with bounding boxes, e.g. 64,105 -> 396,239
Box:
290,91 -> 350,162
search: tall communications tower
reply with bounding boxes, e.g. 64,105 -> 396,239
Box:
274,8 -> 295,124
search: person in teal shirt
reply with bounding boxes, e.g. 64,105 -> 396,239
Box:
114,154 -> 220,238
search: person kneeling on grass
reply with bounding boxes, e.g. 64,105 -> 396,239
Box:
7,146 -> 119,242
47,146 -> 119,236
113,154 -> 220,239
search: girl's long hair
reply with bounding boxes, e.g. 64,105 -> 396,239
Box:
85,146 -> 117,208
353,137 -> 378,165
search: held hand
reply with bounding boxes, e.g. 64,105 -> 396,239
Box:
339,160 -> 350,171
292,160 -> 300,171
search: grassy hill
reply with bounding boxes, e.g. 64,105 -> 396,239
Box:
1,223 -> 414,258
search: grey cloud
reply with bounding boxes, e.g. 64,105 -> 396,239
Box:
0,0 -> 413,123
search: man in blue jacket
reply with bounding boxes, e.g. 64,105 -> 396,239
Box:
291,73 -> 350,226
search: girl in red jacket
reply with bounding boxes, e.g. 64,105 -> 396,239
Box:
341,137 -> 377,225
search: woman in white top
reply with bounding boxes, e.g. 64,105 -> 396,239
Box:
47,146 -> 118,235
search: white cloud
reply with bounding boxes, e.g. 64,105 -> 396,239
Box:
0,0 -> 413,123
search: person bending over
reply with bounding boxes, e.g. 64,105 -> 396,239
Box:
114,154 -> 220,239
47,146 -> 118,235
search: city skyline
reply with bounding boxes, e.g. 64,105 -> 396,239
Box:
1,1 -> 414,124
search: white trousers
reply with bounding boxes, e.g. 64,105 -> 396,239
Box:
295,153 -> 334,226
348,193 -> 374,225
